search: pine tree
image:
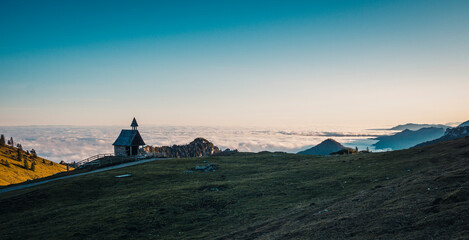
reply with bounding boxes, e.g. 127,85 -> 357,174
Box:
31,149 -> 37,158
17,144 -> 23,150
24,159 -> 29,169
9,137 -> 14,147
0,134 -> 5,146
17,148 -> 22,161
31,162 -> 36,171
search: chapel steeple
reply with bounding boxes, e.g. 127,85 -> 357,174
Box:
131,117 -> 138,131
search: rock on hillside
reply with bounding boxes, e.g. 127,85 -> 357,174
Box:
297,139 -> 345,155
373,127 -> 445,150
414,126 -> 469,148
142,138 -> 221,158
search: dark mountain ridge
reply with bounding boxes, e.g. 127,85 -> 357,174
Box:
414,126 -> 469,148
373,127 -> 445,150
458,120 -> 469,128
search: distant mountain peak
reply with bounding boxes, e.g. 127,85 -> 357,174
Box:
374,127 -> 446,150
297,138 -> 345,155
390,123 -> 450,131
322,138 -> 340,143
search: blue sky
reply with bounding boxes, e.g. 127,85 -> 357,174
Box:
1,0 -> 468,127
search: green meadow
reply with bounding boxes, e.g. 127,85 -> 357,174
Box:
1,138 -> 469,239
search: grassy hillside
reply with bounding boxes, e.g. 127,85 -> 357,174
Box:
0,145 -> 69,186
0,138 -> 469,239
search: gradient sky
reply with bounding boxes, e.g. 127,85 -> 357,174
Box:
1,0 -> 468,127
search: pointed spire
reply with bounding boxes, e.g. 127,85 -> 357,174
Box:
131,118 -> 138,130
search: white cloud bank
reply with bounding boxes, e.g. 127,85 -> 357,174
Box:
0,126 -> 390,163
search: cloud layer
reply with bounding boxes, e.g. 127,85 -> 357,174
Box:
0,126 -> 390,162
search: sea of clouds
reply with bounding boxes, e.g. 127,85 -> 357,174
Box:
0,125 -> 394,163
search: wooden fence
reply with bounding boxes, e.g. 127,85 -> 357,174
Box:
76,153 -> 114,167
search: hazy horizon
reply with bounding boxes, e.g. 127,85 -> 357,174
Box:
0,120 -> 463,128
0,124 -> 399,162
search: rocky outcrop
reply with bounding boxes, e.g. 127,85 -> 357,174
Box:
414,126 -> 469,148
142,138 -> 222,158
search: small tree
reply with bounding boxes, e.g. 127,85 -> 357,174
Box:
9,137 -> 14,147
17,148 -> 22,161
31,162 -> 36,171
24,159 -> 29,169
1,160 -> 10,167
31,149 -> 37,158
17,144 -> 23,150
0,134 -> 5,146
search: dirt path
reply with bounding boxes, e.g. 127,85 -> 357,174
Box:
0,158 -> 167,194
